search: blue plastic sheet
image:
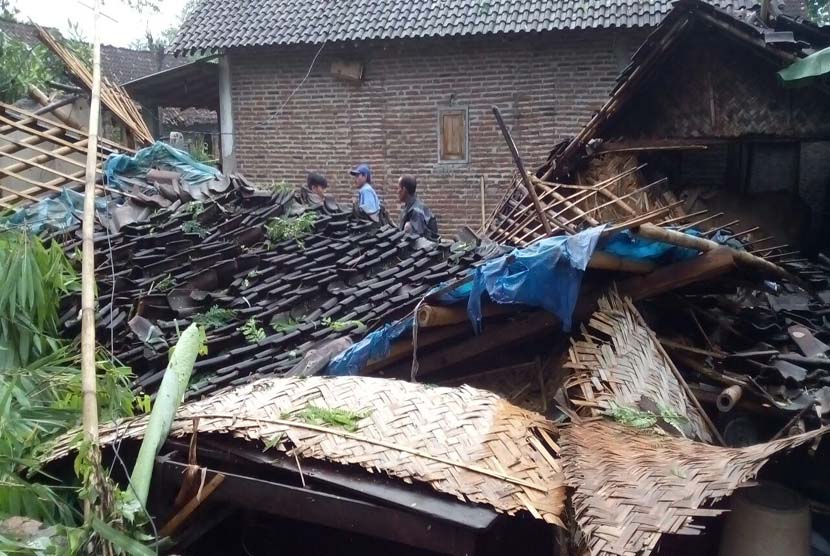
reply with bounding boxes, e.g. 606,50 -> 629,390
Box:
326,317 -> 413,376
601,229 -> 700,262
467,226 -> 604,333
104,142 -> 221,189
1,142 -> 221,234
1,189 -> 106,234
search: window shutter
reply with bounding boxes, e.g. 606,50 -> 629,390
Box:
440,110 -> 466,161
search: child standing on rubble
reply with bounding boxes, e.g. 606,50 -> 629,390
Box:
349,163 -> 381,220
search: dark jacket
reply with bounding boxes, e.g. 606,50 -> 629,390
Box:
399,195 -> 438,239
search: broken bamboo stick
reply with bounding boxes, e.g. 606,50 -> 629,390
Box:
634,223 -> 798,285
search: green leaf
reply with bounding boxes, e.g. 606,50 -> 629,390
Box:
91,517 -> 154,556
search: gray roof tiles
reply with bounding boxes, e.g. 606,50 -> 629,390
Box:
170,0 -> 760,55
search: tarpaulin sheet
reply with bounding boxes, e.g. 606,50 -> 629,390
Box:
0,188 -> 106,234
105,141 -> 221,189
467,226 -> 604,332
601,229 -> 700,262
1,143 -> 221,234
326,317 -> 413,376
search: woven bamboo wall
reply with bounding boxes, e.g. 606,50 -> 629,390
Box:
607,29 -> 830,139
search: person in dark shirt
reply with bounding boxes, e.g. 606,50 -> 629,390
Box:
305,172 -> 329,197
397,174 -> 438,239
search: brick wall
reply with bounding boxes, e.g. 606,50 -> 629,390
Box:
228,29 -> 647,233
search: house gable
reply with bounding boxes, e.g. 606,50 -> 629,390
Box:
606,27 -> 830,139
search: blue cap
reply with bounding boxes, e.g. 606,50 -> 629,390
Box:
349,164 -> 372,181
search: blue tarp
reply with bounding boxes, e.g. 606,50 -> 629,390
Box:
601,229 -> 700,263
1,189 -> 106,235
467,226 -> 604,332
0,142 -> 220,234
326,318 -> 413,376
325,227 -> 606,375
104,142 -> 221,189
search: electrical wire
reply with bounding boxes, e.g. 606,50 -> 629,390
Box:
99,181 -> 161,554
254,39 -> 328,130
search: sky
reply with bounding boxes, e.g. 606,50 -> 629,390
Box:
16,0 -> 187,48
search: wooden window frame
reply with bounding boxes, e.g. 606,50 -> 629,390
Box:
437,106 -> 469,164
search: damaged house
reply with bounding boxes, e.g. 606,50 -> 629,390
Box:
495,0 -> 830,254
166,0 -> 802,232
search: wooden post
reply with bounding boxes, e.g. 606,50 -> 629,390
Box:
80,0 -> 102,521
492,106 -> 552,235
479,175 -> 486,231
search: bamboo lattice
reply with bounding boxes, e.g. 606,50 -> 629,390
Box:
50,376 -> 566,525
0,101 -> 131,209
560,420 -> 828,556
563,289 -> 713,443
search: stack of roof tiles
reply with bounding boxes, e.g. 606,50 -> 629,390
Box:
170,0 -> 759,55
58,179 -> 478,398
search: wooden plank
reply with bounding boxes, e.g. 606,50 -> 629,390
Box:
0,114 -> 106,158
0,133 -> 87,168
414,311 -> 559,379
575,248 -> 737,320
0,101 -> 130,152
0,149 -> 84,184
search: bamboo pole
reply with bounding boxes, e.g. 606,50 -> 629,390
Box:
634,223 -> 799,285
80,0 -> 102,521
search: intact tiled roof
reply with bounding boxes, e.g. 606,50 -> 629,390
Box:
170,0 -> 759,55
99,45 -> 187,84
0,19 -> 185,84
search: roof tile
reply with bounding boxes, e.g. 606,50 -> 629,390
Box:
171,0 -> 760,55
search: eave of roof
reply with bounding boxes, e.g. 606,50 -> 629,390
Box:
169,0 -> 760,56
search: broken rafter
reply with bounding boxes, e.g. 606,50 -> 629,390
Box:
35,25 -> 154,145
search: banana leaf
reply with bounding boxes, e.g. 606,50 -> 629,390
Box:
128,324 -> 200,506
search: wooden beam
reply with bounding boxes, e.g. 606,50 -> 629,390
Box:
414,312 -> 559,379
493,106 -> 552,235
0,133 -> 88,169
0,114 -> 106,158
0,150 -> 85,184
575,248 -> 738,320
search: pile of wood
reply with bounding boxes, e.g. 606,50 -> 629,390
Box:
36,24 -> 154,146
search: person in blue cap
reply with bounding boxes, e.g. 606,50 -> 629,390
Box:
349,163 -> 380,217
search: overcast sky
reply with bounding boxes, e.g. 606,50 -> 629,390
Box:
17,0 -> 187,47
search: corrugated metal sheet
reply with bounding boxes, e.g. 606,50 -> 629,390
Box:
170,0 -> 759,55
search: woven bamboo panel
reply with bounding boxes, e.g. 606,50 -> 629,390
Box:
560,420 -> 828,556
51,376 -> 565,525
563,290 -> 712,442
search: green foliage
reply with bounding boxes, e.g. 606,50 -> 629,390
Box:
186,143 -> 215,165
0,347 -> 140,526
806,0 -> 830,25
260,180 -> 294,195
0,24 -> 91,103
181,220 -> 208,238
192,305 -> 237,329
605,402 -> 690,433
322,317 -> 365,332
271,315 -> 300,334
238,318 -> 266,344
0,232 -> 78,369
291,405 -> 372,433
264,213 -> 317,246
153,274 -> 174,293
181,201 -> 205,217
